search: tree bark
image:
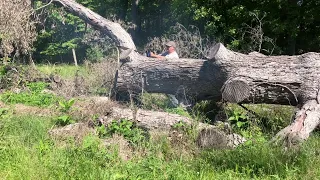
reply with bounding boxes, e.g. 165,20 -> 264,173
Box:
52,0 -> 136,50
117,43 -> 320,105
130,0 -> 139,41
50,0 -> 320,145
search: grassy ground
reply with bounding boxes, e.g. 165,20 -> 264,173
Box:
1,64 -> 320,179
36,64 -> 89,79
0,112 -> 320,179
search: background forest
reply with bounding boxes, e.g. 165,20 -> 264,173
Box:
2,0 -> 320,63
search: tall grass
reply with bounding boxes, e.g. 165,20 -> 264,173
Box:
37,64 -> 88,79
1,114 -> 320,179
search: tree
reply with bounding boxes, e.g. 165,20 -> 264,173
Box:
182,0 -> 320,55
0,0 -> 37,63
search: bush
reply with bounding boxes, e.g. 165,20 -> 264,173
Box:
145,23 -> 214,59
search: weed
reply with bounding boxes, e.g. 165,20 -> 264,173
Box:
97,124 -> 107,137
100,119 -> 147,145
55,115 -> 75,126
166,106 -> 191,117
26,81 -> 48,93
172,121 -> 195,136
37,64 -> 88,79
55,98 -> 76,126
191,100 -> 221,122
172,121 -> 188,129
140,93 -> 172,110
58,98 -> 75,113
227,108 -> 249,130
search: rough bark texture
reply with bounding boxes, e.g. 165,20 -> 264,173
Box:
117,57 -> 225,101
117,43 -> 320,106
272,96 -> 320,146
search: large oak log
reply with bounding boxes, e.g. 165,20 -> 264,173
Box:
51,0 -> 320,145
117,43 -> 320,106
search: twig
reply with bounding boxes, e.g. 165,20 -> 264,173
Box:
33,0 -> 54,12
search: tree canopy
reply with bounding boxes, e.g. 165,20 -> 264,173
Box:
0,0 -> 319,63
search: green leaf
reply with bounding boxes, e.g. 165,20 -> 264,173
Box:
237,121 -> 246,128
228,116 -> 236,121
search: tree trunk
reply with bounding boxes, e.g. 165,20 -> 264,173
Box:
116,43 -> 320,145
117,43 -> 320,105
119,0 -> 129,21
52,0 -> 136,50
51,0 -> 320,145
130,0 -> 139,41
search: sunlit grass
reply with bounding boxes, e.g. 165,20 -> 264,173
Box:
36,64 -> 88,79
0,114 -> 320,179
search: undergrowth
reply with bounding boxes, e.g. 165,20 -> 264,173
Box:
97,118 -> 147,145
36,64 -> 88,79
0,68 -> 317,179
0,82 -> 60,107
1,114 -> 320,179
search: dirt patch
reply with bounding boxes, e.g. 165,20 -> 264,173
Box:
14,103 -> 57,116
71,96 -> 118,122
48,122 -> 95,143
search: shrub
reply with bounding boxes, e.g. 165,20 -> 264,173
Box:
55,98 -> 76,126
145,23 -> 214,59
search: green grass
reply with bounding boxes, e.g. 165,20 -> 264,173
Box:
1,114 -> 320,179
0,82 -> 60,107
36,64 -> 88,79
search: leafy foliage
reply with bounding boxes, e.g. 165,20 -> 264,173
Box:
33,1 -> 87,62
0,82 -> 58,107
99,119 -> 146,145
58,98 -> 75,113
227,109 -> 249,130
55,98 -> 76,126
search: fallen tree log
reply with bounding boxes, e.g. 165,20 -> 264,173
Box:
52,0 -> 135,50
117,43 -> 320,105
51,0 -> 320,145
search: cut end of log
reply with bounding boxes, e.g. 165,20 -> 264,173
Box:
221,79 -> 250,103
119,48 -> 133,60
206,43 -> 225,60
